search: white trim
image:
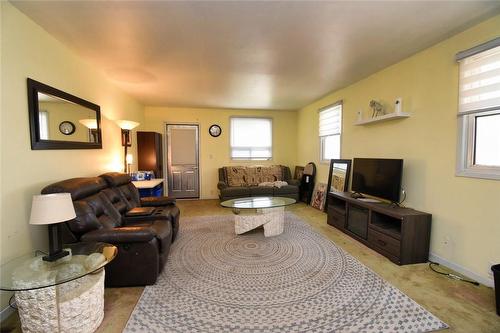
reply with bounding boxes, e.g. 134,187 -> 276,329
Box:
456,111 -> 500,180
1,303 -> 15,322
429,252 -> 494,287
319,134 -> 341,164
164,122 -> 201,199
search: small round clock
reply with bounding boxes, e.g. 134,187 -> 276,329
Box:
59,121 -> 76,135
209,124 -> 222,137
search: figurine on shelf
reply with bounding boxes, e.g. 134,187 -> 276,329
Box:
369,100 -> 385,118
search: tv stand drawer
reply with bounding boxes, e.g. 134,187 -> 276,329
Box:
327,208 -> 345,229
368,228 -> 400,258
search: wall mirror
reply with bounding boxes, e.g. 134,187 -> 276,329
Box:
27,78 -> 102,150
325,159 -> 352,212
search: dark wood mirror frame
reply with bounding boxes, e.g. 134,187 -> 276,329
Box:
325,159 -> 352,212
27,78 -> 102,150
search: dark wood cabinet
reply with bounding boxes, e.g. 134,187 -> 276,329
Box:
327,192 -> 431,265
137,131 -> 163,178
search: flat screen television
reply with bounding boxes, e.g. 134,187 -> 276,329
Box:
351,158 -> 403,202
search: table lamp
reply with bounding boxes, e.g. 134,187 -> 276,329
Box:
29,193 -> 76,262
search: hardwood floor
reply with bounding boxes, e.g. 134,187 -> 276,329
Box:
2,200 -> 499,332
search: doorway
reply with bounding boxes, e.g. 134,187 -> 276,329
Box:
165,124 -> 200,199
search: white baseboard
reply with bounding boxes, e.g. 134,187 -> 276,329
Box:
429,253 -> 494,288
0,304 -> 15,322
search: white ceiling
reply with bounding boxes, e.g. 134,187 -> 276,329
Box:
11,1 -> 500,110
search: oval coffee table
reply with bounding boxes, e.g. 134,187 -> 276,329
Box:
220,196 -> 296,237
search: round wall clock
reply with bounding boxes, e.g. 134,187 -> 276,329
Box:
209,124 -> 222,137
59,121 -> 76,135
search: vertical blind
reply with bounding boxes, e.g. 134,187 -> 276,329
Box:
458,44 -> 500,115
319,104 -> 342,137
230,117 -> 272,160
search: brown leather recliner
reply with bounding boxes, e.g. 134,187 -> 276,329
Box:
41,174 -> 180,287
99,172 -> 180,241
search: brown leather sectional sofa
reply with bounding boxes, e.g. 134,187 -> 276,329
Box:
41,172 -> 179,287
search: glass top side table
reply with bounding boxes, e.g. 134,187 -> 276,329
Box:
0,242 -> 117,333
0,242 -> 117,291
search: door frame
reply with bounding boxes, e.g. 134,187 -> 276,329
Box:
164,122 -> 201,199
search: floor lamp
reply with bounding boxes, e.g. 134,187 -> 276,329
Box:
79,118 -> 98,143
115,120 -> 140,173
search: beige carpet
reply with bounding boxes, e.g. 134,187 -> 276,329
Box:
125,213 -> 447,333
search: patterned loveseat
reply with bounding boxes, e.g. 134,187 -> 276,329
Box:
217,165 -> 299,201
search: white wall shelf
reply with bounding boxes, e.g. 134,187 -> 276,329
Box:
354,112 -> 410,126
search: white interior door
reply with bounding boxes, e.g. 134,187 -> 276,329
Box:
166,124 -> 200,199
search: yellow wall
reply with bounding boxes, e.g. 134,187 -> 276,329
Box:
142,107 -> 297,199
297,15 -> 500,284
0,2 -> 143,309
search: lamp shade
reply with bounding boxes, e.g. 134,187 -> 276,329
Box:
115,120 -> 140,130
29,193 -> 76,225
79,118 -> 98,129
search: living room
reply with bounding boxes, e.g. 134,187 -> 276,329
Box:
1,1 -> 500,332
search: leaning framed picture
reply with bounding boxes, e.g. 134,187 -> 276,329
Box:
310,182 -> 327,211
325,159 -> 352,212
294,166 -> 305,180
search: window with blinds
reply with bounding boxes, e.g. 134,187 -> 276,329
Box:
456,38 -> 500,179
230,117 -> 272,160
319,103 -> 342,163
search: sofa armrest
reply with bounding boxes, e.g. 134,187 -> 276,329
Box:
288,179 -> 300,186
140,196 -> 176,207
217,181 -> 228,190
81,227 -> 155,244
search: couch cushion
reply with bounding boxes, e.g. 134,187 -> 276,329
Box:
224,166 -> 247,187
69,201 -> 103,235
125,220 -> 172,254
245,166 -> 283,185
42,177 -> 107,200
259,165 -> 283,182
82,193 -> 122,229
116,183 -> 141,210
100,172 -> 131,187
249,186 -> 274,196
274,185 -> 299,195
221,186 -> 250,198
102,188 -> 128,215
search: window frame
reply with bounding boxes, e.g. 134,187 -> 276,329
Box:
456,38 -> 500,181
229,116 -> 273,161
456,109 -> 500,180
319,102 -> 343,164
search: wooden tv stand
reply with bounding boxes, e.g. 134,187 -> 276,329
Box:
326,192 -> 431,265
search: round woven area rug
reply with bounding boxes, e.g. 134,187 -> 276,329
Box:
125,213 -> 447,333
